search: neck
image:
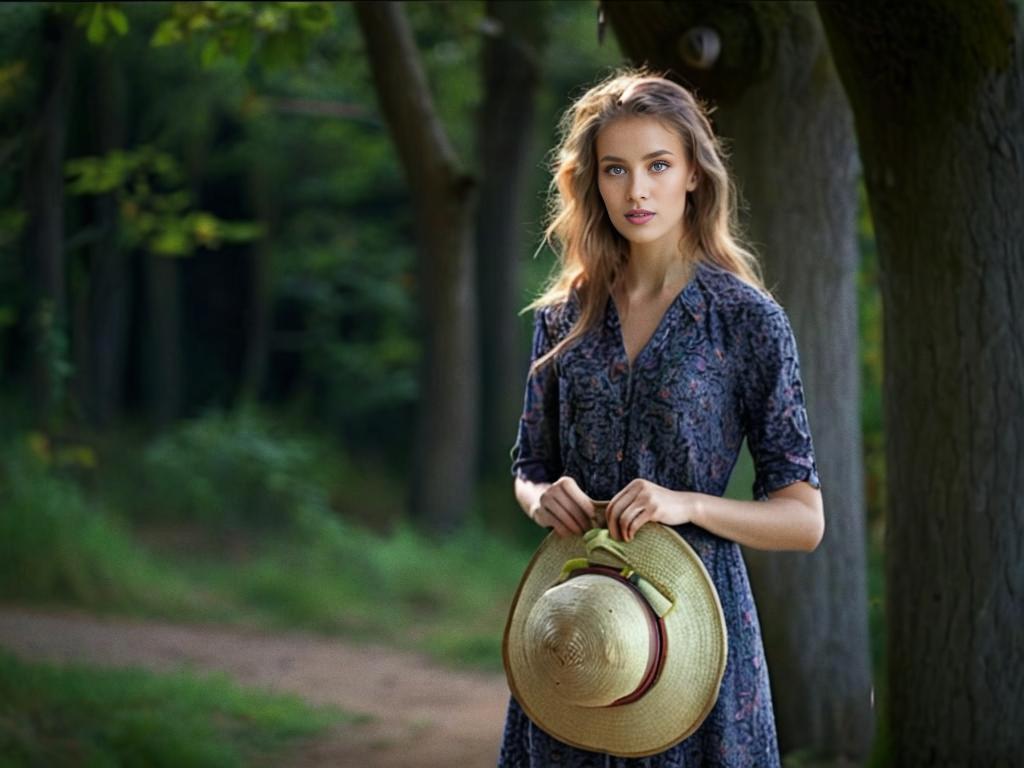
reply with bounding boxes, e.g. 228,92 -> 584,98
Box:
620,239 -> 697,298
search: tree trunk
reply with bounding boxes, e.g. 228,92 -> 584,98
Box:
354,1 -> 479,532
241,162 -> 273,403
605,2 -> 872,762
145,254 -> 181,428
22,11 -> 74,427
818,2 -> 1024,763
476,0 -> 547,479
88,47 -> 129,427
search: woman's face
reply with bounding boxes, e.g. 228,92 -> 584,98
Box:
595,116 -> 697,250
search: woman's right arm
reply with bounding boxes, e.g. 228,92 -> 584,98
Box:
510,308 -> 594,537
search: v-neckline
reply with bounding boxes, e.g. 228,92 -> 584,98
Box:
609,262 -> 701,371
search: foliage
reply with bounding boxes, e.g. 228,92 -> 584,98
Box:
1,405 -> 529,668
0,651 -> 343,767
138,408 -> 339,532
30,300 -> 73,415
65,147 -> 262,257
0,439 -> 193,612
150,2 -> 336,69
71,2 -> 129,45
185,510 -> 533,670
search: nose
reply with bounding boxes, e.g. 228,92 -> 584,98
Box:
628,176 -> 648,204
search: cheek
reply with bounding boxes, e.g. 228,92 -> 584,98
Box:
660,173 -> 688,201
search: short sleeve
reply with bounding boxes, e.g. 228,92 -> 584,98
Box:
510,308 -> 563,484
741,305 -> 822,501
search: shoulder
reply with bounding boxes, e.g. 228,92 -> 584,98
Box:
696,261 -> 791,341
534,291 -> 582,344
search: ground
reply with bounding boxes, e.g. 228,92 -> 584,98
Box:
0,606 -> 510,768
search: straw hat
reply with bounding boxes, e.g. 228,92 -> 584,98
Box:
503,521 -> 727,758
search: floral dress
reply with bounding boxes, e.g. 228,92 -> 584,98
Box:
499,260 -> 821,767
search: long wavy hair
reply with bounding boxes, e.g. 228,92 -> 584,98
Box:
528,67 -> 766,372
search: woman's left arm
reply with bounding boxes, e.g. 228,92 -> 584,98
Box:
606,478 -> 824,551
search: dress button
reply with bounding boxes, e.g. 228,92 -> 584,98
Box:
616,450 -> 624,462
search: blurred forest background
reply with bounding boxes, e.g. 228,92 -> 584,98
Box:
2,2 -> 1020,767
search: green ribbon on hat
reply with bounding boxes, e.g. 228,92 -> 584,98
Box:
556,528 -> 675,618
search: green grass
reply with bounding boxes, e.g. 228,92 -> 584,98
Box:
0,423 -> 534,671
0,444 -> 204,616
0,651 -> 347,768
179,512 -> 533,670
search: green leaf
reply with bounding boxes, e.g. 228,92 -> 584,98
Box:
234,28 -> 254,64
218,220 -> 265,242
201,38 -> 222,68
150,225 -> 191,256
87,4 -> 107,44
297,3 -> 334,32
187,12 -> 214,32
151,18 -> 183,47
105,6 -> 129,35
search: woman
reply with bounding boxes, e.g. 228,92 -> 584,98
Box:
500,69 -> 825,766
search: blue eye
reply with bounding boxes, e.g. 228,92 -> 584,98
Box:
651,161 -> 670,172
605,166 -> 625,176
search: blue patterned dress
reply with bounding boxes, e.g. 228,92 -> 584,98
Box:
500,260 -> 821,767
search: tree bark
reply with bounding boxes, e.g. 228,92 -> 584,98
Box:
22,11 -> 74,427
354,1 -> 479,532
145,253 -> 181,428
88,47 -> 129,427
476,0 -> 547,480
605,1 -> 871,762
241,162 -> 273,403
818,2 -> 1024,763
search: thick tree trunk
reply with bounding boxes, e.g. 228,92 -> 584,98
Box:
88,47 -> 129,427
22,11 -> 74,426
819,2 -> 1024,763
606,2 -> 872,762
476,1 -> 547,478
354,1 -> 478,532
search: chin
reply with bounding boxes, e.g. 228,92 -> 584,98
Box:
619,229 -> 667,245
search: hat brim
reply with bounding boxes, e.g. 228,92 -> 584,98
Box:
503,523 -> 727,758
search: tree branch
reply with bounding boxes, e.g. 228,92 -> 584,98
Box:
353,1 -> 463,193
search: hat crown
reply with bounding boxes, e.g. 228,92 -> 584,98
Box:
523,575 -> 651,707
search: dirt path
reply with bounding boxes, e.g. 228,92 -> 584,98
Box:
0,606 -> 510,767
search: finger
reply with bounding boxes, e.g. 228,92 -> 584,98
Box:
607,483 -> 640,522
625,507 -> 652,542
550,488 -> 591,533
547,494 -> 588,535
609,485 -> 642,540
551,518 -> 572,538
620,504 -> 646,542
607,500 -> 628,541
539,504 -> 571,538
610,505 -> 634,540
562,478 -> 597,521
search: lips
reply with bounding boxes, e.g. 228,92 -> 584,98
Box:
626,209 -> 655,224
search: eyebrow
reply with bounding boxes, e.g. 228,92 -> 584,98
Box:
599,150 -> 675,162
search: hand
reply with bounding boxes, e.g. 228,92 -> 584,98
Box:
606,479 -> 694,542
530,476 -> 596,538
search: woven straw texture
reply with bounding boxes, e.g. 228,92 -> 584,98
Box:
524,574 -> 652,707
503,523 -> 728,758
